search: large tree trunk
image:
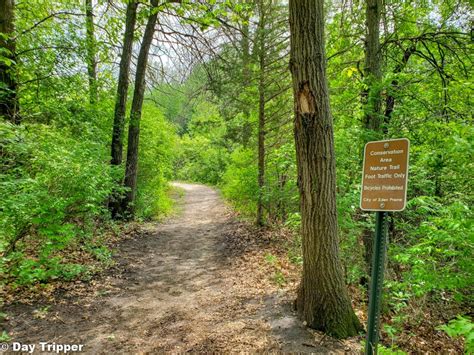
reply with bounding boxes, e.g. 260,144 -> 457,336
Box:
109,0 -> 138,218
289,0 -> 362,338
0,0 -> 19,123
111,0 -> 138,167
256,0 -> 266,227
121,0 -> 159,217
85,0 -> 98,104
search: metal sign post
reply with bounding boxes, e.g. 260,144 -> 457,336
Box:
365,211 -> 388,354
360,138 -> 410,355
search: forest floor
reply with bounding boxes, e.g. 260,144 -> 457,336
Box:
4,182 -> 361,354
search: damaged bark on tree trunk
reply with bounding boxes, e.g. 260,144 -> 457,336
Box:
289,0 -> 362,338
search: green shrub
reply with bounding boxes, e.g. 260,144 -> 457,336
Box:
262,143 -> 299,223
173,101 -> 229,185
0,120 -> 115,285
391,197 -> 473,299
136,103 -> 176,219
437,316 -> 474,353
174,134 -> 228,185
221,147 -> 258,217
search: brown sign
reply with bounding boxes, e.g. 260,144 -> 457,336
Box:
360,138 -> 410,211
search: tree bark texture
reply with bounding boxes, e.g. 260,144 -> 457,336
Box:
363,0 -> 382,131
85,0 -> 98,104
289,0 -> 362,338
122,0 -> 159,217
383,46 -> 414,131
0,0 -> 19,123
361,0 -> 383,281
256,0 -> 266,227
111,0 -> 138,167
240,4 -> 252,148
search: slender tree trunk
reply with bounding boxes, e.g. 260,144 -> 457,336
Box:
85,0 -> 98,104
0,0 -> 19,123
121,0 -> 159,217
277,173 -> 287,222
111,0 -> 138,166
109,0 -> 138,218
383,46 -> 415,132
361,0 -> 382,279
289,0 -> 362,338
256,0 -> 266,227
362,0 -> 382,131
240,4 -> 252,148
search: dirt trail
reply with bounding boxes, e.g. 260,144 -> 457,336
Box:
5,183 -> 351,353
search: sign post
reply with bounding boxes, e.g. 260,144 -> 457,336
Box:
361,138 -> 410,355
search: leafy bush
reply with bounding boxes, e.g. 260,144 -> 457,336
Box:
262,143 -> 299,223
221,148 -> 258,217
174,134 -> 229,185
0,120 -> 115,285
437,316 -> 474,353
390,197 -> 473,300
174,101 -> 229,185
135,103 -> 177,219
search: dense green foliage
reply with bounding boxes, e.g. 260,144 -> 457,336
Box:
135,103 -> 176,219
0,115 -> 116,285
174,101 -> 229,184
0,100 -> 175,286
0,1 -> 177,287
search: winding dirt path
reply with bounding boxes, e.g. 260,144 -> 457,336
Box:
5,183 -> 349,353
